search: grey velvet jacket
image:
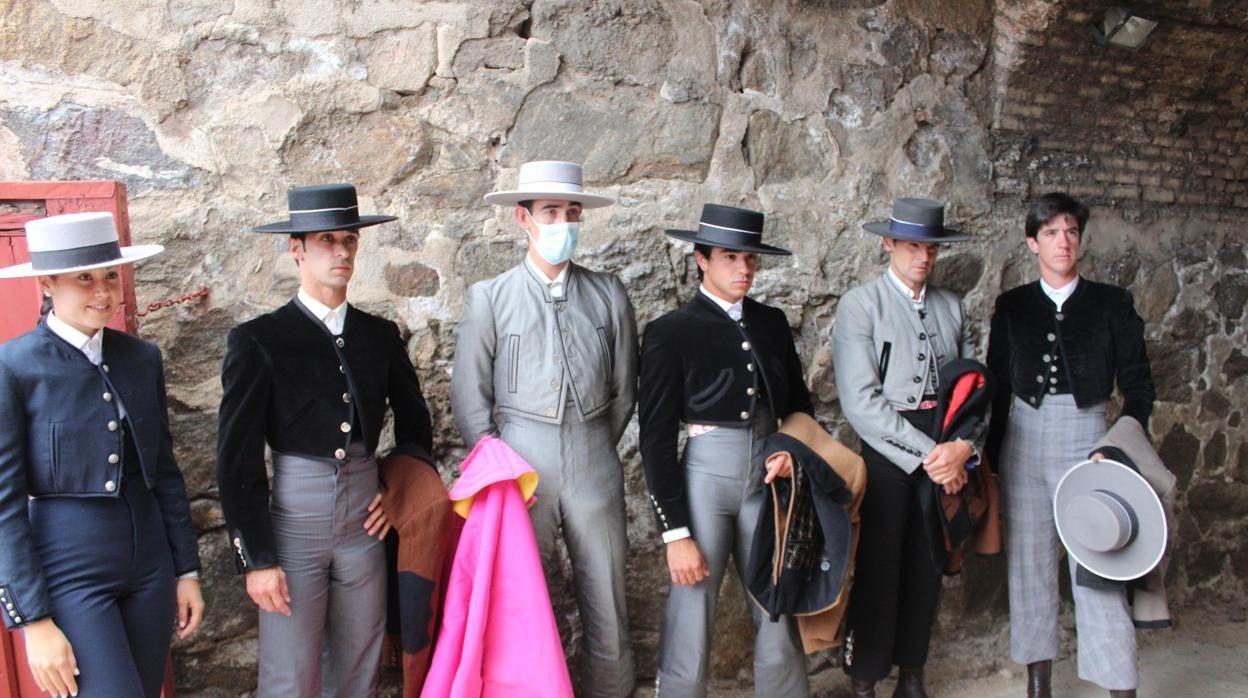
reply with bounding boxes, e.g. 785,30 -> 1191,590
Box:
831,273 -> 978,472
451,260 -> 638,446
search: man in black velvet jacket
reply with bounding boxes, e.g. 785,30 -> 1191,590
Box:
217,184 -> 434,697
639,203 -> 812,698
985,192 -> 1154,698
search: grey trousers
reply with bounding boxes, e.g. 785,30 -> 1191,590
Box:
1001,394 -> 1137,690
655,418 -> 809,698
499,413 -> 635,698
258,445 -> 385,698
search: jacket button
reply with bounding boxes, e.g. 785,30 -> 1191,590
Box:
1049,387 -> 1057,394
1032,396 -> 1040,405
1046,332 -> 1056,341
918,332 -> 926,340
1049,376 -> 1057,384
343,393 -> 352,403
339,365 -> 345,373
1042,354 -> 1051,362
741,341 -> 751,350
334,448 -> 347,460
1055,312 -> 1064,321
107,453 -> 119,464
336,337 -> 345,348
12,616 -> 19,624
907,396 -> 916,403
1050,365 -> 1058,373
340,422 -> 351,433
740,411 -> 749,420
1036,375 -> 1044,383
913,376 -> 921,384
103,392 -> 112,402
101,364 -> 110,373
104,480 -> 117,492
917,353 -> 925,361
747,363 -> 755,372
107,420 -> 118,431
747,387 -> 756,396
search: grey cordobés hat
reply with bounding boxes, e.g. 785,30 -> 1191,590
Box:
483,160 -> 615,208
862,197 -> 970,242
0,212 -> 163,279
1054,458 -> 1167,581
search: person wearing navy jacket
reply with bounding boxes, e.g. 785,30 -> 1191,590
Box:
639,204 -> 812,698
0,212 -> 203,698
216,183 -> 434,697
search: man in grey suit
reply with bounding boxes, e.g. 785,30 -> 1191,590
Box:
451,160 -> 638,696
831,198 -> 981,698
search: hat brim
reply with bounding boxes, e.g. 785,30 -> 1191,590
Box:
483,190 -> 615,209
1054,459 -> 1167,581
665,229 -> 793,256
252,215 -> 398,234
862,221 -> 971,242
0,244 -> 165,279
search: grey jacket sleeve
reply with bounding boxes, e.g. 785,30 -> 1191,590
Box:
451,282 -> 498,447
831,289 -> 938,473
608,277 -> 639,444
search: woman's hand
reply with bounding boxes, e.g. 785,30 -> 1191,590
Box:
763,452 -> 794,484
23,618 -> 78,697
175,577 -> 205,639
363,493 -> 392,539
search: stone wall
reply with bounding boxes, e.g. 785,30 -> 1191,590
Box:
2,0 -> 1245,694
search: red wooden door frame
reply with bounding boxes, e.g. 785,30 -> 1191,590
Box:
0,180 -> 175,698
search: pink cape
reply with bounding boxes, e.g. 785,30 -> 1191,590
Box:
420,436 -> 572,697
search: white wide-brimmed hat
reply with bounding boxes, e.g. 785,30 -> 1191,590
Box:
483,160 -> 615,208
1054,458 -> 1167,581
0,212 -> 163,279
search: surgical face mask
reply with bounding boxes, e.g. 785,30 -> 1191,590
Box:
527,220 -> 580,265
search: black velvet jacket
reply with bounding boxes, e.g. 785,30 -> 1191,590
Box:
217,299 -> 433,572
984,279 -> 1154,467
638,294 -> 813,534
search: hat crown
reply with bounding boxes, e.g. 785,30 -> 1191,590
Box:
890,197 -> 946,227
288,183 -> 360,213
701,203 -> 764,234
515,160 -> 585,191
25,212 -> 119,252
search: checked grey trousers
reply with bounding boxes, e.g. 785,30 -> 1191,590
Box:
499,412 -> 635,698
655,413 -> 809,698
257,444 -> 385,698
1001,394 -> 1138,690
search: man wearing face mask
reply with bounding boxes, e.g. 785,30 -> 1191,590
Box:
451,160 -> 639,696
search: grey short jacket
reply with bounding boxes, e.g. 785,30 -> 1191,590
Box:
831,273 -> 977,472
451,261 -> 638,446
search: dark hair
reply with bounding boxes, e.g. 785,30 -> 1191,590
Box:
40,292 -> 53,317
518,200 -> 534,213
290,233 -> 307,244
692,244 -> 714,281
1025,192 -> 1089,239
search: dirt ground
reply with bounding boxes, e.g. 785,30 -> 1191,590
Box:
633,606 -> 1248,697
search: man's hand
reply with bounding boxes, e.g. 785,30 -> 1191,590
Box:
23,618 -> 78,697
363,493 -> 392,539
923,440 -> 974,487
764,452 -> 794,484
666,538 -> 709,587
1090,451 -> 1106,462
175,577 -> 205,639
245,567 -> 291,616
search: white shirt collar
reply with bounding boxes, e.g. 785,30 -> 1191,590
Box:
47,311 -> 103,364
524,256 -> 569,298
297,288 -> 348,334
699,285 -> 744,320
886,266 -> 926,306
1039,276 -> 1079,312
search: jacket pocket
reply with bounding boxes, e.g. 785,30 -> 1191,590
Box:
47,421 -> 62,490
688,368 -> 733,412
507,334 -> 520,394
596,327 -> 613,374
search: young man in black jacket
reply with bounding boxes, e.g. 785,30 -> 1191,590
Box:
217,184 -> 434,697
639,204 -> 811,698
985,192 -> 1155,698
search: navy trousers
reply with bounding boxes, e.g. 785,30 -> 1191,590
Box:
27,433 -> 175,698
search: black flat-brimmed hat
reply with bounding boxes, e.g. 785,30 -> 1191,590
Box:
665,203 -> 791,256
254,183 -> 398,234
862,197 -> 970,242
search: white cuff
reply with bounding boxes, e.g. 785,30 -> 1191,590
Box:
177,571 -> 200,580
661,527 -> 692,544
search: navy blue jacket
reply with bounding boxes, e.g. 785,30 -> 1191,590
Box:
0,321 -> 201,630
216,299 -> 434,573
